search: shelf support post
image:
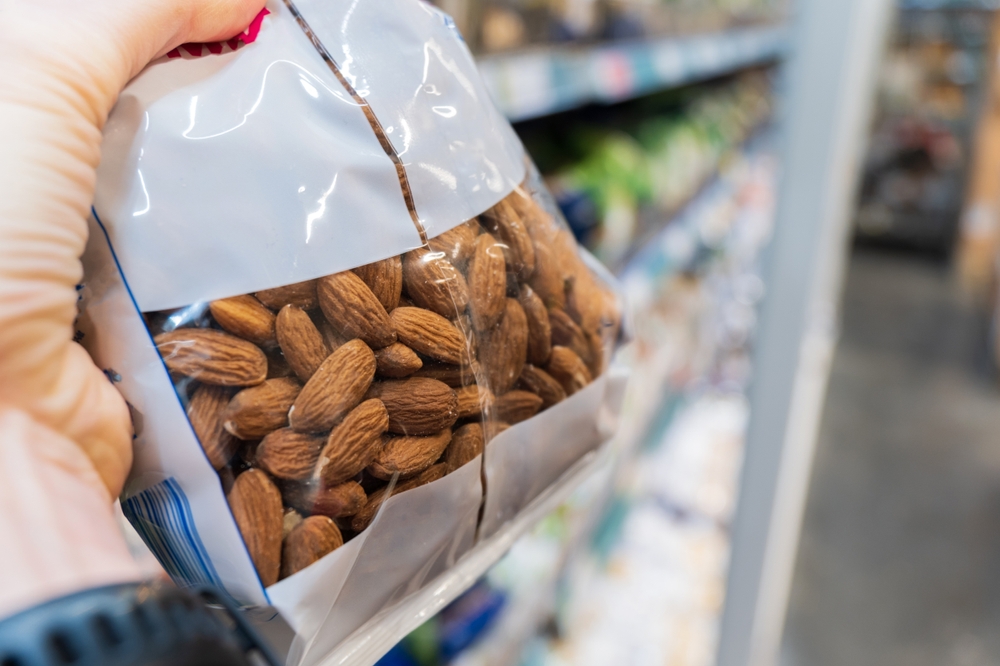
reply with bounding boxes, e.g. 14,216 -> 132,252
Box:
715,1 -> 894,666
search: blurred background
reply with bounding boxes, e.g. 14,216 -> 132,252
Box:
347,0 -> 1000,664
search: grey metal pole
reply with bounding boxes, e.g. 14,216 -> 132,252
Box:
715,1 -> 894,666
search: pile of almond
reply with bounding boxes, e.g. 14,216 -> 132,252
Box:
149,189 -> 620,586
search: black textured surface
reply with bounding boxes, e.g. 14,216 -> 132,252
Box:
0,583 -> 280,666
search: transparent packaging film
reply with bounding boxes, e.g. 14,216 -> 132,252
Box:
79,0 -> 625,658
142,180 -> 622,588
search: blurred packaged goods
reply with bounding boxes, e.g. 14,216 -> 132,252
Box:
854,5 -> 994,254
475,25 -> 785,121
522,143 -> 775,666
431,0 -> 788,54
513,71 -> 772,266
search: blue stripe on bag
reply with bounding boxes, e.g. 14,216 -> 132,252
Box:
122,479 -> 223,588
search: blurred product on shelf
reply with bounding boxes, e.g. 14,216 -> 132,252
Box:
377,142 -> 778,666
517,141 -> 776,666
515,72 -> 772,266
474,25 -> 785,121
854,6 -> 992,254
432,0 -> 788,53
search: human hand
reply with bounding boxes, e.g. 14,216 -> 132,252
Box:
0,0 -> 266,499
0,0 -> 265,620
0,408 -> 143,620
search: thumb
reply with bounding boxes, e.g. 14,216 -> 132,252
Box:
0,0 -> 264,498
172,0 -> 270,50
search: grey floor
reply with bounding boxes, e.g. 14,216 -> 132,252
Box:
781,248 -> 1000,666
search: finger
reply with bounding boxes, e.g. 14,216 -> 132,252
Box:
175,0 -> 269,47
37,345 -> 134,499
0,93 -> 132,498
127,0 -> 269,66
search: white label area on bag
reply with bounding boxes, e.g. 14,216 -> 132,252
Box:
94,0 -> 422,312
295,0 -> 526,239
479,376 -> 609,539
79,214 -> 267,606
268,455 -> 482,666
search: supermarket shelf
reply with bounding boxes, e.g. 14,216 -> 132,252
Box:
612,126 -> 776,277
899,0 -> 998,9
316,430 -> 621,666
477,25 -> 788,122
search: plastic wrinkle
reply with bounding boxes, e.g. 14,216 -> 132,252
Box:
166,8 -> 271,59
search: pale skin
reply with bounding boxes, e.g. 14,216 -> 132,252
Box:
0,0 -> 265,620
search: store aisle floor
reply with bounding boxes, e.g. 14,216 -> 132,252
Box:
781,249 -> 1000,666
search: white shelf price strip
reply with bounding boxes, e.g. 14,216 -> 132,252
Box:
477,25 -> 788,121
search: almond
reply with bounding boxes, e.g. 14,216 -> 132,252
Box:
455,385 -> 494,420
390,307 -> 468,366
479,198 -> 535,278
283,480 -> 367,518
256,280 -> 318,310
545,346 -> 593,395
454,313 -> 480,360
548,308 -> 594,369
565,270 -> 621,336
402,247 -> 470,317
209,295 -> 276,348
506,186 -> 549,229
375,342 -> 423,378
289,339 -> 376,433
222,377 -> 301,440
445,423 -> 484,472
404,462 -> 449,489
366,378 -> 458,435
367,429 -> 452,479
518,364 -> 567,408
316,316 -> 350,353
428,221 -> 480,267
519,285 -> 552,365
484,421 -> 511,442
551,229 -> 584,283
586,329 -> 606,377
349,489 -> 387,533
528,242 -> 567,309
350,464 -> 448,532
187,384 -> 239,469
352,256 -> 403,312
155,329 -> 267,387
494,390 -> 543,424
478,298 -> 528,394
280,515 -> 343,579
412,362 -> 477,388
316,399 -> 389,486
276,305 -> 330,383
467,233 -> 507,331
228,469 -> 283,587
317,271 -> 396,349
255,428 -> 324,480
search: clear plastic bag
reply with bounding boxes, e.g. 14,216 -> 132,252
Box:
79,0 -> 623,659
